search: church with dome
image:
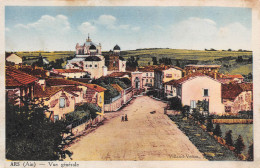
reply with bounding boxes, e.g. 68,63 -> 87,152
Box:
65,35 -> 126,79
65,35 -> 106,79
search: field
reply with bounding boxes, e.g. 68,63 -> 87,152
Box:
214,124 -> 253,155
13,48 -> 252,75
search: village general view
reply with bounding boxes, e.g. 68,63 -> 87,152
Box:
5,7 -> 253,162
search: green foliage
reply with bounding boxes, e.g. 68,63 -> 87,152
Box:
213,124 -> 222,137
206,117 -> 214,132
168,97 -> 182,111
6,97 -> 73,160
247,143 -> 253,161
181,105 -> 190,118
225,130 -> 234,146
49,58 -> 64,69
234,135 -> 245,154
92,77 -> 132,100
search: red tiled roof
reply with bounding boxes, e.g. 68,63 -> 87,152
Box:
238,83 -> 253,91
111,84 -> 124,92
175,72 -> 208,84
19,67 -> 49,78
107,72 -> 131,78
6,66 -> 38,87
222,74 -> 244,79
222,83 -> 243,100
222,83 -> 252,100
34,84 -> 79,98
84,84 -> 106,92
185,64 -> 221,68
54,69 -> 86,73
164,79 -> 179,86
46,78 -> 80,86
49,72 -> 66,78
138,65 -> 158,72
154,65 -> 183,72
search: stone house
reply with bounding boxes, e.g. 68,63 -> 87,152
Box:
176,73 -> 225,115
222,83 -> 253,115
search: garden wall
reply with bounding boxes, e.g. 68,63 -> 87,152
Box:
212,119 -> 253,124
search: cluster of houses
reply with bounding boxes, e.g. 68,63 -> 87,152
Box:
6,36 -> 253,123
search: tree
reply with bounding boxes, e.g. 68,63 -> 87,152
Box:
152,57 -> 158,65
236,56 -> 244,63
206,117 -> 213,132
213,124 -> 222,137
225,130 -> 234,146
176,60 -> 180,67
168,97 -> 182,111
181,105 -> 190,118
228,48 -> 232,51
6,96 -> 74,160
234,135 -> 245,155
247,143 -> 253,161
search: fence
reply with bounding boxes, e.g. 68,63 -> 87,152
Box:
212,119 -> 253,124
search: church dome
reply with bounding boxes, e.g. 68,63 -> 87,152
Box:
85,56 -> 101,61
89,44 -> 97,50
113,45 -> 120,50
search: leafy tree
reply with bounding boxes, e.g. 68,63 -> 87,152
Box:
213,124 -> 222,137
181,105 -> 190,118
225,130 -> 234,146
176,60 -> 180,67
236,56 -> 244,63
234,135 -> 245,154
228,48 -> 232,51
152,57 -> 158,65
247,143 -> 253,161
168,97 -> 182,111
206,117 -> 214,132
6,96 -> 73,160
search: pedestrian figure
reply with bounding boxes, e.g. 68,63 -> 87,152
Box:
121,115 -> 124,122
125,114 -> 128,121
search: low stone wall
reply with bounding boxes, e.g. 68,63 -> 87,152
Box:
212,119 -> 253,124
104,97 -> 123,112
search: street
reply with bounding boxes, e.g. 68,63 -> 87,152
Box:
66,96 -> 206,160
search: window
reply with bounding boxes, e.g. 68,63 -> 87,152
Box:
90,64 -> 92,67
86,65 -> 88,67
99,96 -> 102,104
171,86 -> 173,90
146,73 -> 148,76
59,97 -> 65,108
113,61 -> 116,67
204,89 -> 209,97
150,79 -> 152,82
150,73 -> 152,76
191,100 -> 196,109
95,64 -> 97,67
225,106 -> 231,112
146,79 -> 148,82
166,74 -> 172,78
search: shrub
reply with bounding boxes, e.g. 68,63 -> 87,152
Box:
247,143 -> 253,161
181,105 -> 190,117
225,130 -> 234,146
213,124 -> 222,137
206,118 -> 214,132
168,97 -> 182,111
234,135 -> 245,155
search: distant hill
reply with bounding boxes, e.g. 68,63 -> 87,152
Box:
11,48 -> 252,75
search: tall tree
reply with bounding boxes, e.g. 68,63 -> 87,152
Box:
247,143 -> 253,161
6,96 -> 74,160
225,130 -> 234,146
234,135 -> 245,155
213,124 -> 222,137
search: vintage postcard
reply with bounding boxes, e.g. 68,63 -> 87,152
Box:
1,0 -> 260,168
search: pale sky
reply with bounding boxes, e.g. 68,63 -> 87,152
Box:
5,6 -> 252,51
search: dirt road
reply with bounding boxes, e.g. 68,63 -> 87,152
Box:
66,96 -> 206,160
